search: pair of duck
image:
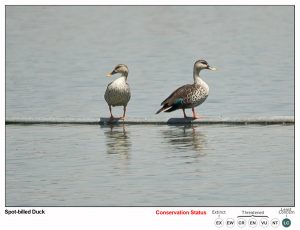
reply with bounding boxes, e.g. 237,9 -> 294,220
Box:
104,59 -> 216,120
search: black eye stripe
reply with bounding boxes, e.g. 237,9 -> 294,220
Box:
116,64 -> 124,69
114,64 -> 128,71
196,59 -> 208,65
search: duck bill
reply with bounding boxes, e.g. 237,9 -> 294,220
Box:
208,66 -> 217,71
106,70 -> 117,77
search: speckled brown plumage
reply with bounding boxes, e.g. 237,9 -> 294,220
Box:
156,59 -> 215,119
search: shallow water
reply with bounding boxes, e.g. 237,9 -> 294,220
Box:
5,6 -> 294,206
6,124 -> 294,206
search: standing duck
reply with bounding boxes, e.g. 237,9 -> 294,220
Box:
156,59 -> 216,119
104,64 -> 131,120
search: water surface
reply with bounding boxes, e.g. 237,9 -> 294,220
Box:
6,124 -> 294,206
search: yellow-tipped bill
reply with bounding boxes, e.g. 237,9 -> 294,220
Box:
209,66 -> 217,71
106,72 -> 112,77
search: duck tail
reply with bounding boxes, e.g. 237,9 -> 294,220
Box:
156,104 -> 170,114
160,98 -> 183,113
164,105 -> 178,112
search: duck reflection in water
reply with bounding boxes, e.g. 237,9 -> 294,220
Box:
161,124 -> 207,157
103,124 -> 131,158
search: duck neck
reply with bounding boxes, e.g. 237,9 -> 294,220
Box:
193,69 -> 202,84
121,71 -> 128,81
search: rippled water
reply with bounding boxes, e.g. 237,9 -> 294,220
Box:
5,6 -> 294,206
6,124 -> 294,206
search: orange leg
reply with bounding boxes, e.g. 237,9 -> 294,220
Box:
120,106 -> 127,120
192,107 -> 201,119
109,105 -> 115,121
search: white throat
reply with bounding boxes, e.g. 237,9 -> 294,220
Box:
193,69 -> 203,84
193,71 -> 209,91
115,76 -> 127,84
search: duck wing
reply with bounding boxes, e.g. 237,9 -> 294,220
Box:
156,84 -> 194,114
